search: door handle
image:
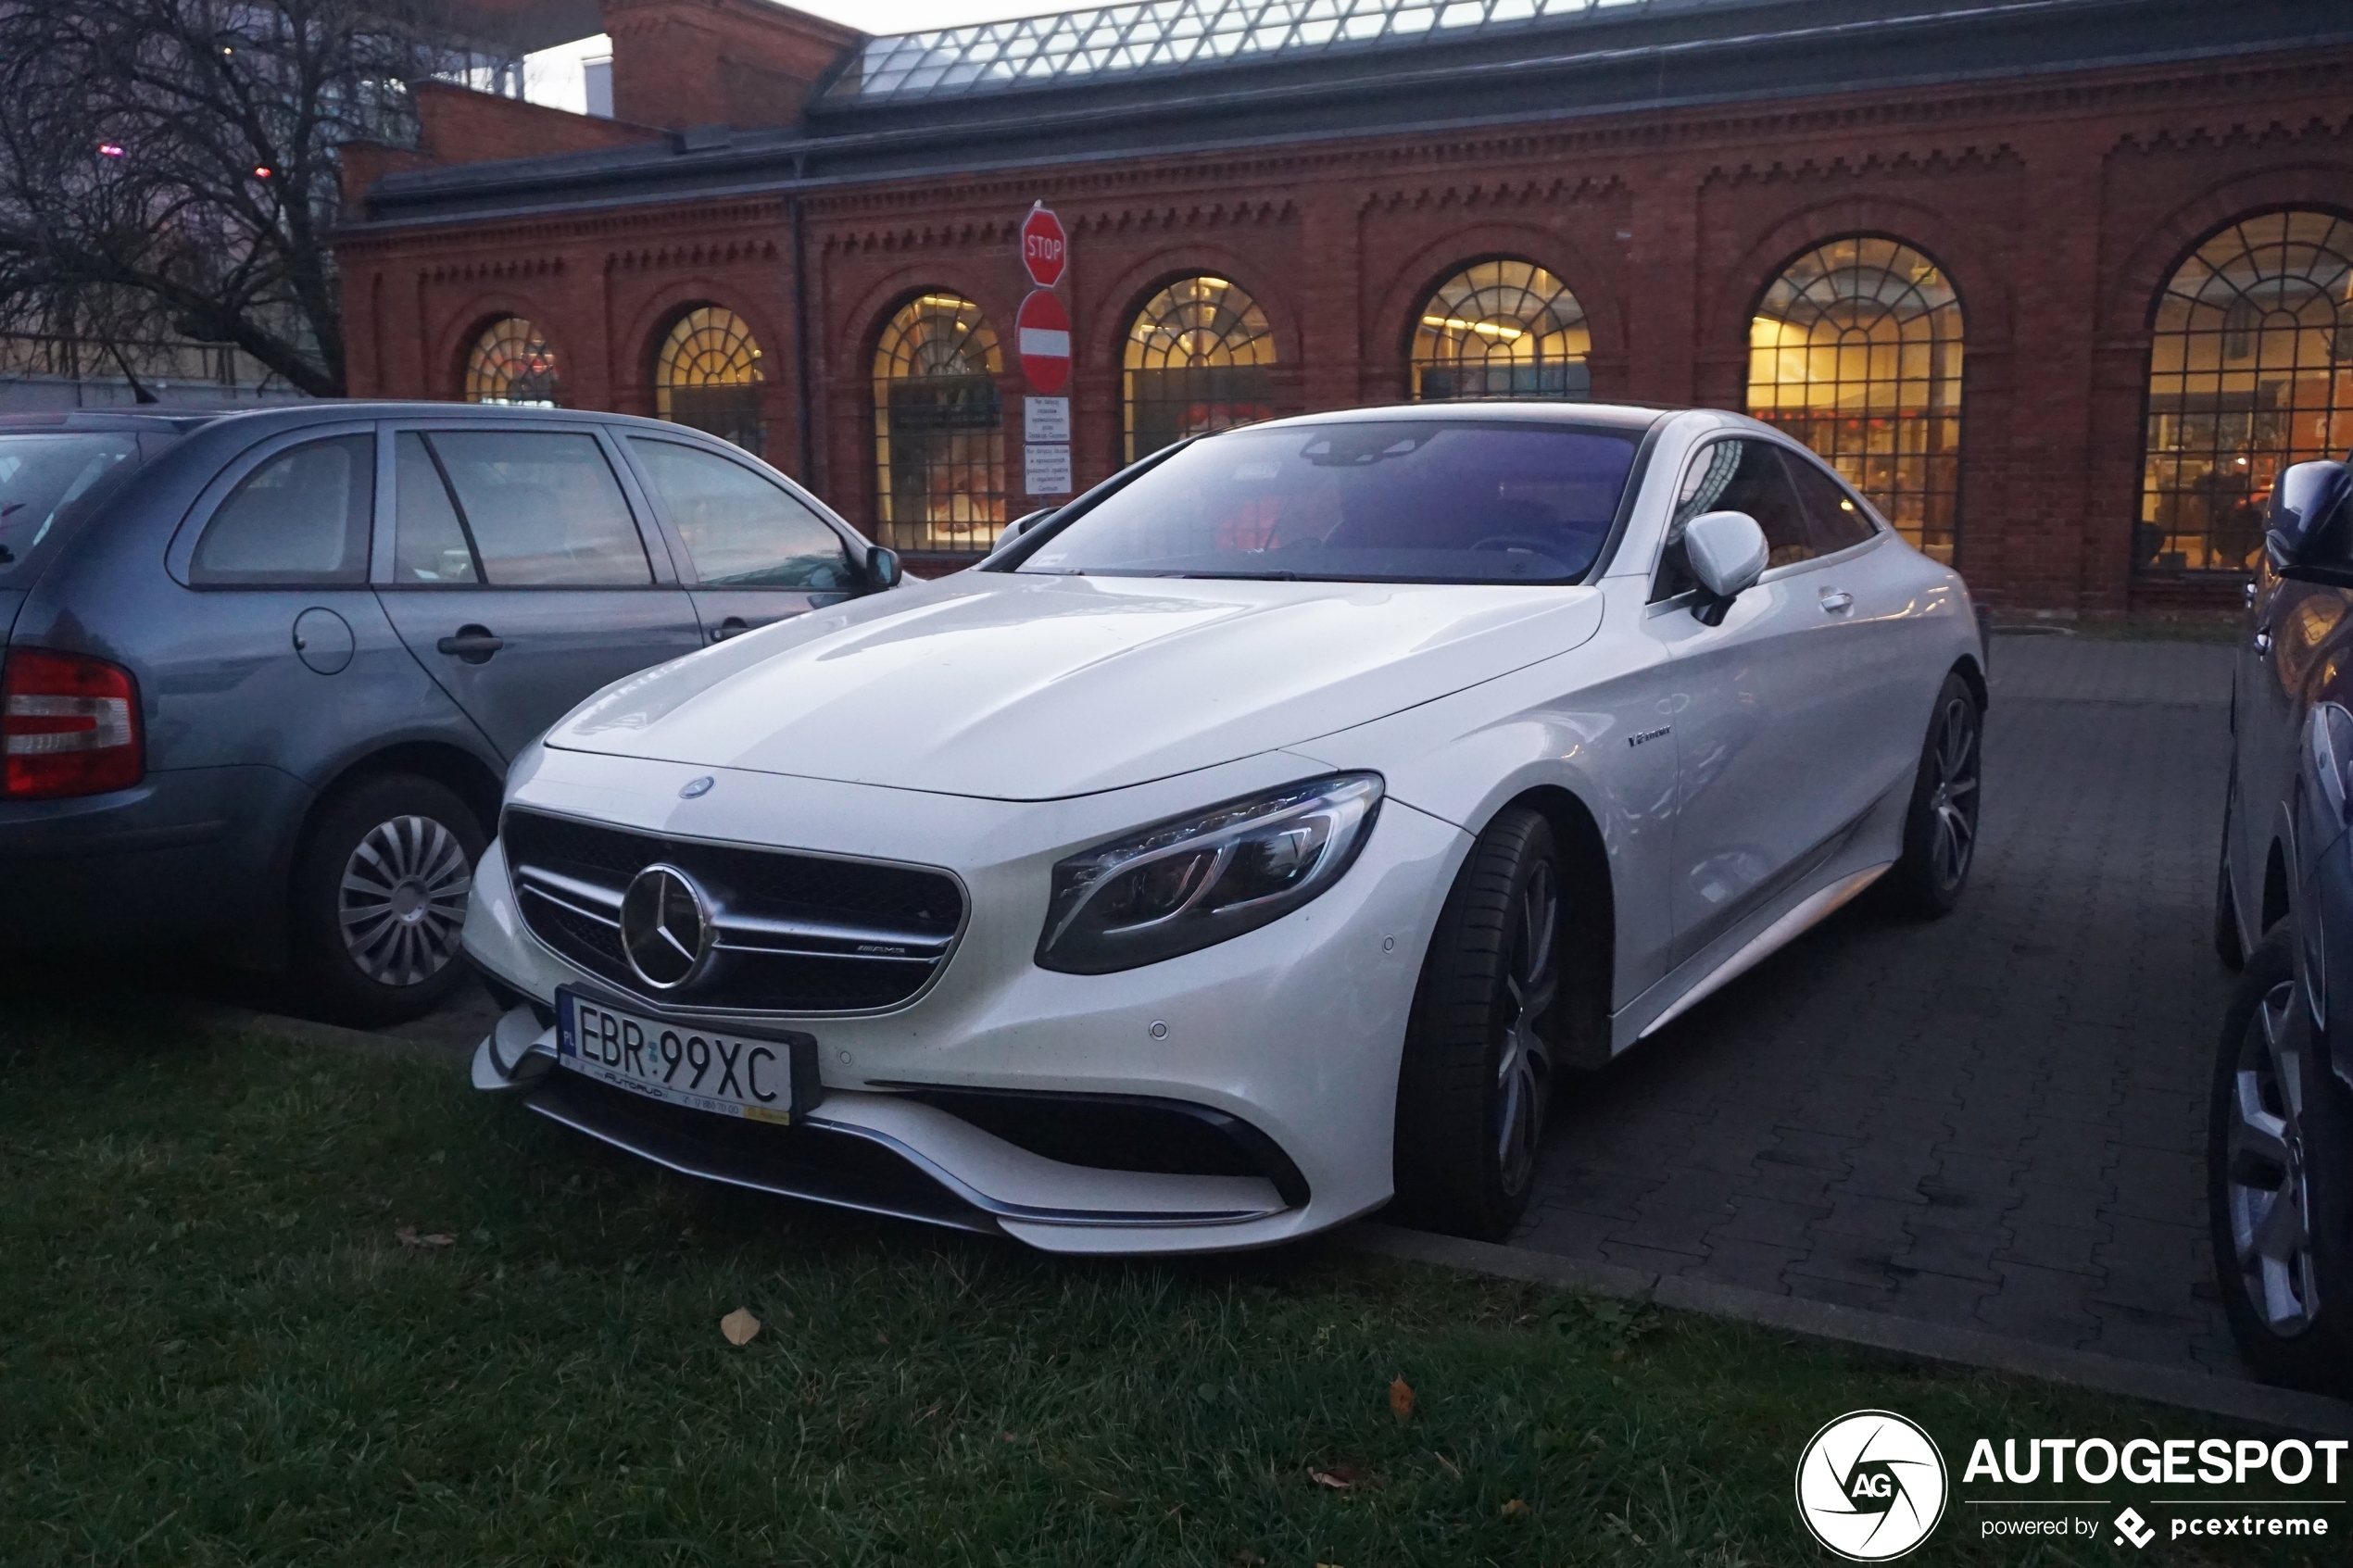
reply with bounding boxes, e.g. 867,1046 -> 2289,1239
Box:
710,616 -> 750,644
2253,628 -> 2273,658
435,625 -> 504,664
1818,588 -> 1854,614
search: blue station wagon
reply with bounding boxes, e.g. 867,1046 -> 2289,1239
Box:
0,404 -> 899,1022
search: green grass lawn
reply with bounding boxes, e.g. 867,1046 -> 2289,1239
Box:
0,994 -> 2318,1566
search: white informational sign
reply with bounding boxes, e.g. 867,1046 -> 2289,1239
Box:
1025,441 -> 1073,496
1025,395 -> 1071,443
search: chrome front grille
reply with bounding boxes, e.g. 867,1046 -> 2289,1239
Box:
501,808 -> 964,1013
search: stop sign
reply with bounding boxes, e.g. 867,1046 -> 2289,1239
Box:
1016,289 -> 1071,395
1021,204 -> 1067,288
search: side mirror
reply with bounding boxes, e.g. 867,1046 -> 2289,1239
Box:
865,545 -> 901,590
984,508 -> 1053,561
1683,509 -> 1768,623
2267,460 -> 2350,571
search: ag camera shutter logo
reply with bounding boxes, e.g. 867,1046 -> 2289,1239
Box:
1795,1410 -> 1949,1561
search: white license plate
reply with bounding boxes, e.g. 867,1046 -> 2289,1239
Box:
556,990 -> 811,1124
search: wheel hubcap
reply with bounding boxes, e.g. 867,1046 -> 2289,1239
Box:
340,814 -> 472,987
1493,860 -> 1559,1198
2226,978 -> 2322,1336
1927,696 -> 1980,892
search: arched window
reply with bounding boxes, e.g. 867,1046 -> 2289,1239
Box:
1412,259 -> 1591,401
873,293 -> 1004,553
1124,276 -> 1277,462
655,306 -> 764,455
1748,237 -> 1964,562
2141,210 -> 2353,574
464,317 -> 560,406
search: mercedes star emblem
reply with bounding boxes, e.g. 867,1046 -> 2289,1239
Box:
618,863 -> 715,989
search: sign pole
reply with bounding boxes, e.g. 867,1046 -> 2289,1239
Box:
1019,202 -> 1073,506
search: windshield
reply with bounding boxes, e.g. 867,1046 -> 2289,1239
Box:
0,433 -> 139,585
1014,420 -> 1642,583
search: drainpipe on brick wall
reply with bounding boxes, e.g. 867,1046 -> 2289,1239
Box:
790,194 -> 815,487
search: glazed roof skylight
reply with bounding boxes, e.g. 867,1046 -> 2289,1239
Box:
827,0 -> 1674,103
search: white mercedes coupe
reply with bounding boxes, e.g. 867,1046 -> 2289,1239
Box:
464,404 -> 1985,1250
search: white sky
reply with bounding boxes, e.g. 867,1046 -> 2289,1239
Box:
520,5 -> 1109,114
792,2 -> 1101,31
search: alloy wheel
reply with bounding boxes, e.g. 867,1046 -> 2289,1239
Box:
339,814 -> 473,987
1493,859 -> 1559,1198
2224,977 -> 2322,1336
1927,695 -> 1980,892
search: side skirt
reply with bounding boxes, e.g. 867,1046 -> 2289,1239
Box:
1617,861 -> 1894,1049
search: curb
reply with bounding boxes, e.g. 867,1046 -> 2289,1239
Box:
1344,1223 -> 2353,1438
216,1005 -> 2353,1437
197,1004 -> 474,1060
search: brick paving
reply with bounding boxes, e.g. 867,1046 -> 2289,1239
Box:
1516,633 -> 2245,1374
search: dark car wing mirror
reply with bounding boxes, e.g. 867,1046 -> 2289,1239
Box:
865,545 -> 902,590
2265,459 -> 2350,573
1683,509 -> 1769,626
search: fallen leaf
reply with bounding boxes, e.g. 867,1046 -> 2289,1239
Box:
875,1329 -> 890,1345
394,1226 -> 455,1248
1388,1376 -> 1415,1424
720,1307 -> 761,1346
1433,1452 -> 1462,1479
1308,1463 -> 1365,1491
1503,1498 -> 1532,1519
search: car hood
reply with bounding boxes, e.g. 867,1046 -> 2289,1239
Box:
545,572 -> 1605,800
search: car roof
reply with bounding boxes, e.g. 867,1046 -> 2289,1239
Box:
0,409 -> 225,436
1235,401 -> 1701,435
0,402 -> 712,438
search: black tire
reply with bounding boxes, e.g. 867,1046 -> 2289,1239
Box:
2208,927 -> 2353,1394
1882,671 -> 1982,918
2215,786 -> 2246,971
1392,806 -> 1566,1241
291,773 -> 486,1027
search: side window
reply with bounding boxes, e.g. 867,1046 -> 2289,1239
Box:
190,434 -> 372,585
1781,451 -> 1879,555
423,431 -> 651,587
627,437 -> 854,590
391,433 -> 479,583
1651,438 -> 1814,600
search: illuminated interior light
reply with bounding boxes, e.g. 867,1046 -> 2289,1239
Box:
1420,314 -> 1526,341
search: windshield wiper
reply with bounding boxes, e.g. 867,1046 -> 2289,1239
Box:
1178,570 -> 1300,581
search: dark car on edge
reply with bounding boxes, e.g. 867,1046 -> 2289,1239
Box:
2213,449 -> 2353,1391
0,404 -> 899,1024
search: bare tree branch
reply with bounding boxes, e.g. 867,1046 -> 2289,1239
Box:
0,0 -> 457,397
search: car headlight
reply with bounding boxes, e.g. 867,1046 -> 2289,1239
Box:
1037,773 -> 1384,974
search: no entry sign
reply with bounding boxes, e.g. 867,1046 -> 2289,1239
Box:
1021,203 -> 1067,288
1017,288 -> 1071,395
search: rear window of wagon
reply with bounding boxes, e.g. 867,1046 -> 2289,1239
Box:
0,433 -> 142,586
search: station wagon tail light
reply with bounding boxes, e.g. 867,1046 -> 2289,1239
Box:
1,648 -> 144,799
1037,773 -> 1383,974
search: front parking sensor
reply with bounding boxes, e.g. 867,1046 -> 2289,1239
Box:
473,1004 -> 558,1092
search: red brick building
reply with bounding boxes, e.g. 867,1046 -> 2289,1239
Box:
337,0 -> 2353,611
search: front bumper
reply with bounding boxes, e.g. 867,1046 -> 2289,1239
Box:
464,745 -> 1469,1253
